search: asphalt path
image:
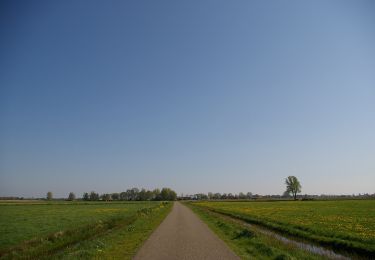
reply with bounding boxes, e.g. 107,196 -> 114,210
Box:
133,201 -> 239,260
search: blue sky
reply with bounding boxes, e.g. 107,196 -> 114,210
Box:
1,0 -> 374,197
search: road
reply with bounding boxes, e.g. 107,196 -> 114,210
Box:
133,201 -> 239,260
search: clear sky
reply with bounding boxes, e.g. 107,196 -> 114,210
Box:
1,0 -> 374,198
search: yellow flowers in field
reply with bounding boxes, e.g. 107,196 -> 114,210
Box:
94,208 -> 125,213
194,200 -> 375,243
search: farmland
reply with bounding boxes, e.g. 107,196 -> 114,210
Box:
188,199 -> 375,259
0,200 -> 172,259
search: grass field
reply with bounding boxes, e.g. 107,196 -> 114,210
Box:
186,202 -> 324,259
0,200 -> 172,259
188,199 -> 375,258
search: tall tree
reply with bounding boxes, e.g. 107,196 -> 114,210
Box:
111,193 -> 120,200
120,191 -> 128,200
68,192 -> 76,201
285,176 -> 302,200
153,188 -> 161,200
83,192 -> 89,201
89,191 -> 99,201
46,191 -> 53,200
238,192 -> 246,199
160,188 -> 177,201
100,193 -> 111,201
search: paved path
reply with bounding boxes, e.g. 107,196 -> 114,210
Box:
134,202 -> 239,260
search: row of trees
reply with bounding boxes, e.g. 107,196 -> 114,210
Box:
182,176 -> 303,201
46,176 -> 301,201
47,191 -> 76,200
47,187 -> 177,201
82,188 -> 177,201
184,192 -> 254,200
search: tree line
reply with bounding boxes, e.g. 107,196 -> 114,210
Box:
182,192 -> 255,200
45,176 -> 301,202
181,176 -> 303,200
46,187 -> 177,201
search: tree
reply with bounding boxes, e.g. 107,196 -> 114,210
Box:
146,190 -> 153,200
83,192 -> 89,201
126,188 -> 139,201
238,192 -> 246,199
100,193 -> 111,201
213,193 -> 221,200
89,191 -> 99,201
160,188 -> 177,201
152,188 -> 161,200
285,176 -> 302,200
120,191 -> 128,200
195,193 -> 208,200
68,192 -> 76,201
138,189 -> 148,201
46,191 -> 53,200
111,193 -> 120,200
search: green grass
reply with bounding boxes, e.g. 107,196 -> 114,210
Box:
190,200 -> 375,257
186,202 -> 323,260
0,201 -> 172,259
54,202 -> 172,259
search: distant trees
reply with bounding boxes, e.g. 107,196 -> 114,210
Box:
89,191 -> 99,201
213,193 -> 221,200
83,192 -> 89,201
138,189 -> 149,201
68,192 -> 76,201
78,187 -> 177,201
81,189 -> 260,201
160,188 -> 177,201
180,191 -> 255,200
191,193 -> 205,200
125,188 -> 139,201
238,192 -> 246,199
46,191 -> 53,200
43,185 -> 307,202
111,193 -> 120,200
100,194 -> 111,201
285,176 -> 302,200
119,191 -> 127,200
153,189 -> 161,200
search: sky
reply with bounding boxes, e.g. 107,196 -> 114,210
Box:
1,0 -> 374,198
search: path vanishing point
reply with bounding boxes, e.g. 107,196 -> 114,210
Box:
134,202 -> 239,260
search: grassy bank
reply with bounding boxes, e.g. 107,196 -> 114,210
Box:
0,201 -> 172,259
186,202 -> 323,259
189,200 -> 375,258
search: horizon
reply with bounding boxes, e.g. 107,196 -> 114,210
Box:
3,190 -> 374,200
1,0 -> 375,198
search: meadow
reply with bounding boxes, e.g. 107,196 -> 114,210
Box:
188,199 -> 375,258
0,200 -> 172,259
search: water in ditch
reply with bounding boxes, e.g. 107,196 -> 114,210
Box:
241,221 -> 351,260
